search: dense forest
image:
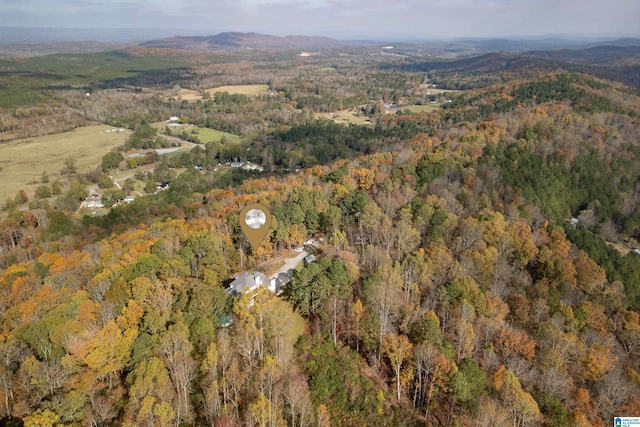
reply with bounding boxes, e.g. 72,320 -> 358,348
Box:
0,43 -> 640,427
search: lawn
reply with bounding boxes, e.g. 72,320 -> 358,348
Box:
0,124 -> 130,203
268,298 -> 306,346
206,84 -> 269,96
401,104 -> 442,113
189,127 -> 241,144
152,123 -> 240,144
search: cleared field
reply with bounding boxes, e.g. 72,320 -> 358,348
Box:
0,124 -> 130,203
315,110 -> 371,125
189,127 -> 241,144
206,84 -> 269,96
175,88 -> 201,101
402,104 -> 442,113
153,123 -> 241,144
419,84 -> 460,94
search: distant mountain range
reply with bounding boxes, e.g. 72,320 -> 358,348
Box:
140,32 -> 367,50
142,32 -> 640,53
403,44 -> 640,88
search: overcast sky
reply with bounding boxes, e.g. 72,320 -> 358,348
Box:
1,0 -> 639,40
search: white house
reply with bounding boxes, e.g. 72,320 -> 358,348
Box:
242,162 -> 264,172
226,272 -> 276,297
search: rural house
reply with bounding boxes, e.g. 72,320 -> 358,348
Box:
226,272 -> 275,297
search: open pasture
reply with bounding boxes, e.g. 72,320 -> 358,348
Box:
315,109 -> 371,125
162,85 -> 269,102
206,84 -> 269,96
401,104 -> 442,113
188,127 -> 241,144
0,124 -> 129,203
153,122 -> 241,144
175,88 -> 202,101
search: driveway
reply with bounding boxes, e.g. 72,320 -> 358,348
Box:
270,250 -> 309,278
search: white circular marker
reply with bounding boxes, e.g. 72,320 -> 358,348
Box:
245,208 -> 267,229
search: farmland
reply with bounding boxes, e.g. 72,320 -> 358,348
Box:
315,109 -> 371,125
206,84 -> 269,96
187,126 -> 241,144
0,124 -> 129,202
401,104 -> 441,113
154,123 -> 241,144
162,84 -> 270,102
174,88 -> 202,101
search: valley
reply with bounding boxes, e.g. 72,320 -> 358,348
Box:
0,31 -> 640,427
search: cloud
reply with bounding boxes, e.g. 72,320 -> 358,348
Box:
1,0 -> 638,38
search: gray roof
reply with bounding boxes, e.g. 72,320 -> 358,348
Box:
227,272 -> 269,297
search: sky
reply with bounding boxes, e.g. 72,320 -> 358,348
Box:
1,0 -> 639,40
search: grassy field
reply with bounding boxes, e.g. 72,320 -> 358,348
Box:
206,84 -> 269,96
189,127 -> 241,144
401,104 -> 442,113
161,85 -> 269,102
153,123 -> 241,144
268,298 -> 306,346
315,110 -> 371,125
0,124 -> 130,202
175,88 -> 201,101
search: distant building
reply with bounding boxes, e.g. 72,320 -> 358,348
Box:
242,162 -> 264,172
168,116 -> 180,122
83,201 -> 105,209
304,254 -> 316,264
230,161 -> 244,168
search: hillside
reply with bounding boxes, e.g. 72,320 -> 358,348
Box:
141,32 -> 350,50
403,48 -> 640,89
1,45 -> 640,427
524,45 -> 640,67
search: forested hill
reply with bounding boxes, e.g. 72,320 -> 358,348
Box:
1,67 -> 640,426
141,32 -> 350,50
401,47 -> 640,89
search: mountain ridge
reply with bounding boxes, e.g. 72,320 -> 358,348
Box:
403,49 -> 640,89
140,31 -> 367,50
